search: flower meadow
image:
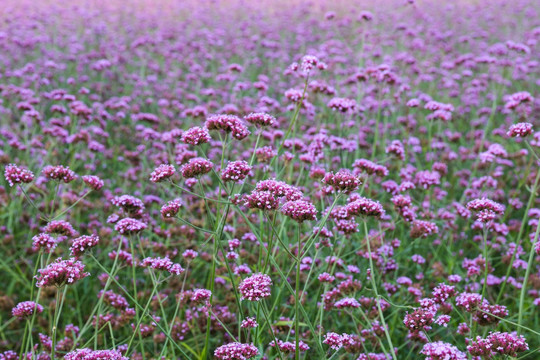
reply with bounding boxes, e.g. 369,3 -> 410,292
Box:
1,0 -> 540,358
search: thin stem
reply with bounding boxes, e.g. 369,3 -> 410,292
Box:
295,224 -> 301,360
52,190 -> 92,220
51,286 -> 68,360
363,220 -> 397,360
517,214 -> 540,335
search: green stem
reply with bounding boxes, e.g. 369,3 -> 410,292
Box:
517,215 -> 540,335
363,220 -> 397,360
51,286 -> 68,360
295,224 -> 301,360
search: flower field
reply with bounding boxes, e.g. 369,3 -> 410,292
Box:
1,0 -> 540,359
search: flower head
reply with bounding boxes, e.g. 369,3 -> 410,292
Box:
150,164 -> 175,183
35,258 -> 89,287
4,164 -> 34,186
12,301 -> 44,319
238,273 -> 272,301
181,126 -> 211,145
281,200 -> 317,223
214,343 -> 258,360
42,165 -> 77,183
507,123 -> 533,137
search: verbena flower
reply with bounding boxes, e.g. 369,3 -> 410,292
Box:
12,301 -> 44,319
4,164 -> 34,186
238,273 -> 272,301
35,258 -> 89,287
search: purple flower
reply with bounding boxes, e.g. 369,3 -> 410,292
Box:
238,273 -> 272,301
4,164 -> 34,186
35,258 -> 89,287
12,301 -> 44,319
150,164 -> 175,183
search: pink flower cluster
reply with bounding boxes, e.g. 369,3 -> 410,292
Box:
205,114 -> 250,140
111,195 -> 145,216
160,198 -> 182,218
181,126 -> 211,145
64,348 -> 128,360
32,233 -> 58,252
410,220 -> 439,239
214,342 -> 259,360
114,218 -> 147,234
507,122 -> 533,137
281,200 -> 317,223
82,175 -> 104,190
270,340 -> 310,352
35,258 -> 89,287
421,341 -> 467,360
12,301 -> 44,319
70,235 -> 100,257
221,160 -> 252,182
334,297 -> 360,309
244,112 -> 276,127
327,97 -> 358,113
44,220 -> 78,237
191,289 -> 212,305
141,257 -> 184,275
150,164 -> 175,183
244,191 -> 279,210
180,157 -> 214,178
353,159 -> 389,177
323,170 -> 361,193
238,273 -> 272,301
4,164 -> 34,186
466,198 -> 505,222
42,165 -> 77,183
346,197 -> 385,219
468,332 -> 528,358
255,179 -> 303,201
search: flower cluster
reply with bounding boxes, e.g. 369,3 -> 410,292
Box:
221,160 -> 252,182
42,165 -> 77,183
180,157 -> 214,178
421,341 -> 467,360
353,159 -> 389,177
35,258 -> 89,287
150,164 -> 175,183
346,197 -> 385,218
141,257 -> 184,275
327,97 -> 358,113
111,195 -> 145,217
468,332 -> 528,358
244,112 -> 276,127
507,122 -> 533,137
466,198 -> 505,222
12,301 -> 44,319
323,170 -> 361,193
181,126 -> 211,145
32,233 -> 58,252
82,175 -> 104,190
64,349 -> 128,360
4,164 -> 34,186
238,273 -> 272,301
70,235 -> 100,257
281,200 -> 317,223
114,218 -> 147,234
160,198 -> 182,218
44,220 -> 78,237
244,191 -> 279,210
205,114 -> 250,140
410,220 -> 439,239
214,343 -> 258,360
